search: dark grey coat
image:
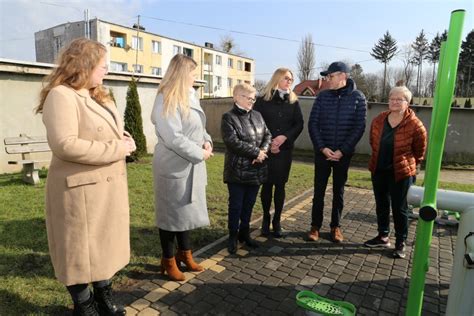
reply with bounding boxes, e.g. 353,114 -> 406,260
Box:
151,90 -> 212,231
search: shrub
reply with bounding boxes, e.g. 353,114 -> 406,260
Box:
464,98 -> 472,108
124,78 -> 147,161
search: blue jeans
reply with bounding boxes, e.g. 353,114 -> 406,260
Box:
372,170 -> 413,244
227,183 -> 260,232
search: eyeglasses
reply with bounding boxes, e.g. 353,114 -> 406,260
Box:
389,98 -> 407,104
240,95 -> 256,103
326,72 -> 341,80
283,76 -> 294,83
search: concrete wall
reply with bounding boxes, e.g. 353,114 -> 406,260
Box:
1,59 -> 473,174
199,96 -> 474,164
0,59 -> 166,173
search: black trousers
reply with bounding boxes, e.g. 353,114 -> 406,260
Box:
311,153 -> 352,229
227,183 -> 260,232
261,182 -> 286,217
159,229 -> 191,258
371,170 -> 413,244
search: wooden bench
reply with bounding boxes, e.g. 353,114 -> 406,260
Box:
4,134 -> 51,185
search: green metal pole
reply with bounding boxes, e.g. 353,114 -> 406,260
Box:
406,9 -> 465,316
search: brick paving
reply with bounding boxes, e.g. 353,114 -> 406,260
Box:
118,187 -> 456,315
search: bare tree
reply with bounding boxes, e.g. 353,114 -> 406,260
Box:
219,34 -> 244,55
254,79 -> 267,95
364,73 -> 381,102
399,44 -> 416,88
297,34 -> 316,82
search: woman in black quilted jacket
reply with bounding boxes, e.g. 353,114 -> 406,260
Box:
221,83 -> 272,254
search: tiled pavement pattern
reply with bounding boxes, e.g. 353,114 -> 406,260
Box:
118,187 -> 456,315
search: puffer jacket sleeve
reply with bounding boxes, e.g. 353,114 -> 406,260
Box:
340,92 -> 367,155
221,112 -> 260,159
308,96 -> 324,151
411,118 -> 427,164
260,121 -> 272,152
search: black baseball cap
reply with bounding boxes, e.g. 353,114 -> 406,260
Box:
320,61 -> 350,76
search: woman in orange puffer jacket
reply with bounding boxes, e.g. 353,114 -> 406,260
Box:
365,86 -> 427,259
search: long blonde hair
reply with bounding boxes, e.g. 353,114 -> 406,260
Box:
36,38 -> 111,113
157,54 -> 197,117
261,68 -> 298,104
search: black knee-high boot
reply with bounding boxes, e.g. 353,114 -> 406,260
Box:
272,184 -> 286,238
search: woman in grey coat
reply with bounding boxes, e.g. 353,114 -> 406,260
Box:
151,54 -> 213,281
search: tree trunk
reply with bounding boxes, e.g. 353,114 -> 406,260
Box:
382,62 -> 387,101
431,63 -> 436,97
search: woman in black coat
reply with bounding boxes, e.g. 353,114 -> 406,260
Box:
221,83 -> 272,254
254,68 -> 304,237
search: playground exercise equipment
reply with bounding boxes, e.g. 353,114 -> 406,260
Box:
408,187 -> 474,315
296,290 -> 356,316
405,9 -> 470,316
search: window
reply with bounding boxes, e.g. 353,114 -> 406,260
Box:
110,31 -> 126,48
228,58 -> 233,68
173,45 -> 181,55
216,55 -> 222,65
151,67 -> 162,76
227,78 -> 233,88
152,40 -> 161,54
132,36 -> 143,50
216,76 -> 222,88
110,61 -> 127,72
183,47 -> 193,57
245,62 -> 252,72
237,60 -> 243,70
204,74 -> 212,94
133,64 -> 143,73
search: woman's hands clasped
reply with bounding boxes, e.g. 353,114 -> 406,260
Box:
252,149 -> 268,164
123,136 -> 137,156
203,141 -> 214,160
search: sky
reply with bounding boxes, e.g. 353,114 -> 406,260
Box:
0,0 -> 473,82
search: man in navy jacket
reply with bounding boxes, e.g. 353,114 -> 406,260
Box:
308,62 -> 366,243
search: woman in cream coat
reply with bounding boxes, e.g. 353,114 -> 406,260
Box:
37,38 -> 136,316
151,54 -> 213,281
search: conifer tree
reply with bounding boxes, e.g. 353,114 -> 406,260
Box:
371,31 -> 398,101
412,30 -> 429,97
124,78 -> 147,161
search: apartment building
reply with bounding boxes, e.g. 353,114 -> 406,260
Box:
35,19 -> 254,97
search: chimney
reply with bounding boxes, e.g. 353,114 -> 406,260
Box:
205,42 -> 214,48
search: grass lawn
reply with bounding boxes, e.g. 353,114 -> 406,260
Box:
0,153 -> 472,314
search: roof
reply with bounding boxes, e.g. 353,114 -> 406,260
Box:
293,79 -> 329,96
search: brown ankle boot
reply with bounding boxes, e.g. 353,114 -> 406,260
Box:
160,257 -> 185,281
175,250 -> 204,272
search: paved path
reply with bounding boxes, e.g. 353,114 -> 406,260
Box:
117,187 -> 456,315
